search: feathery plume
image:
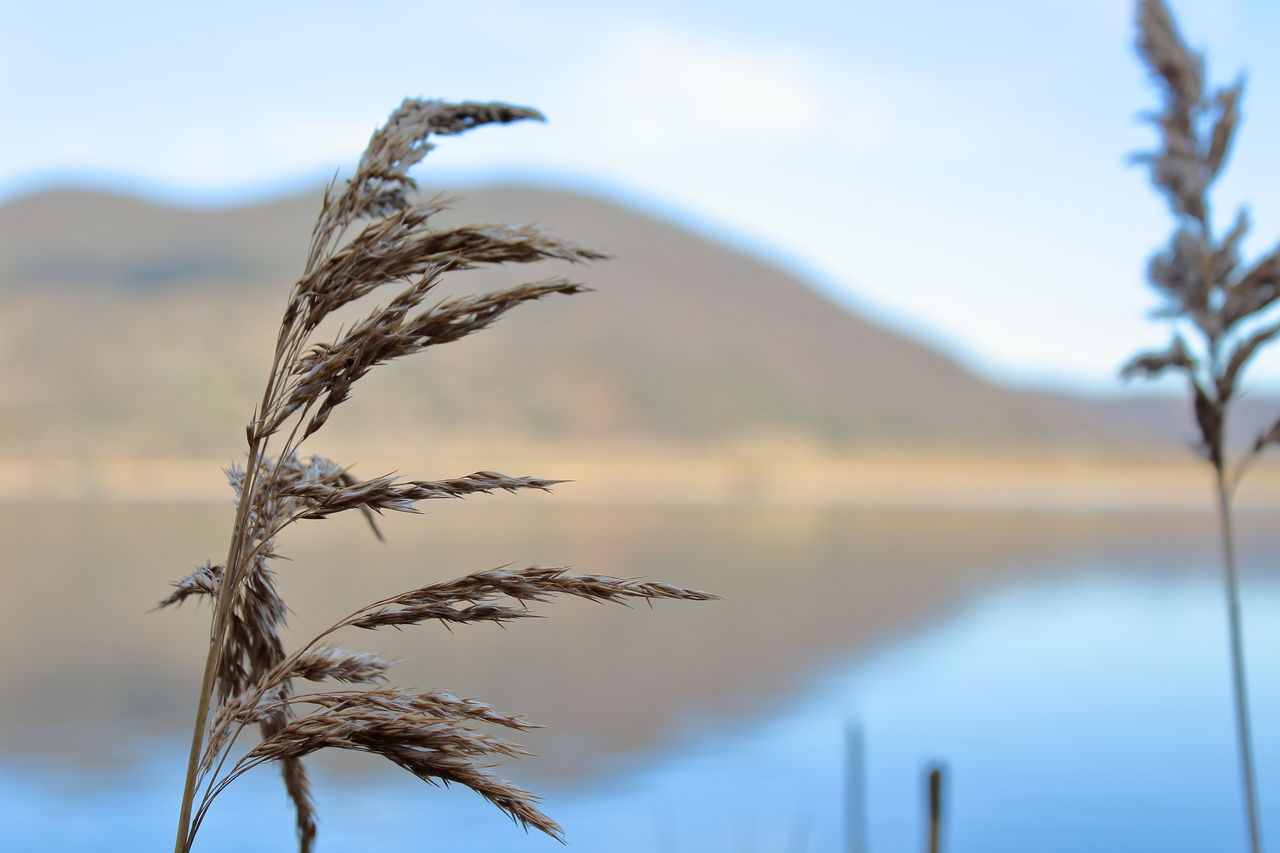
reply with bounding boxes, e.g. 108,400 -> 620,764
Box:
166,97 -> 713,853
1126,4 -> 1275,848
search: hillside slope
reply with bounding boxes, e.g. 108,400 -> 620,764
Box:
0,185 -> 1189,457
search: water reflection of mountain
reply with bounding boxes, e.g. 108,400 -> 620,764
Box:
2,501 -> 1255,785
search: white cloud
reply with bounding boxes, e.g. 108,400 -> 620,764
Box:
833,106 -> 889,155
260,117 -> 375,174
573,27 -> 838,156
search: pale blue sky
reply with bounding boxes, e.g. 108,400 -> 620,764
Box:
5,0 -> 1280,393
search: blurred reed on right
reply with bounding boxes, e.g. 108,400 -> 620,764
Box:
1124,1 -> 1280,849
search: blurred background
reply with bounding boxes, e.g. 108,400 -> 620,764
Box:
4,0 -> 1280,850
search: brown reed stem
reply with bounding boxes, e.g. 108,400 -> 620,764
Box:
174,636 -> 220,852
175,286 -> 300,851
174,436 -> 264,852
1215,463 -> 1263,853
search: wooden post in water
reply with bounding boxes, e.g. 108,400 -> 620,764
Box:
926,763 -> 945,853
844,722 -> 868,853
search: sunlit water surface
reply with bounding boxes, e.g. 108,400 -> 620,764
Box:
1,504 -> 1278,851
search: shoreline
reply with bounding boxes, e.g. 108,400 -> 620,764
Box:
5,447 -> 1279,511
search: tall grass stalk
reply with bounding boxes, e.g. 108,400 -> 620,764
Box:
162,98 -> 716,852
1125,2 -> 1280,849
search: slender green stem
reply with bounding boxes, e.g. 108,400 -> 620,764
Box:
1215,465 -> 1263,853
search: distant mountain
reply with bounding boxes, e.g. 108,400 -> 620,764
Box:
0,184 -> 1257,457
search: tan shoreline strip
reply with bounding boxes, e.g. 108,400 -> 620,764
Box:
4,452 -> 1279,511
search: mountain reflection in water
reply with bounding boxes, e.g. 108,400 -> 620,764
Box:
1,503 -> 1277,851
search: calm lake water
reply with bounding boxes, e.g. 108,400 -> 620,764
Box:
2,502 -> 1278,851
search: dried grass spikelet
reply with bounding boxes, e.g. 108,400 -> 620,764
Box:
1124,0 -> 1280,474
1125,4 -> 1277,849
164,98 -> 716,853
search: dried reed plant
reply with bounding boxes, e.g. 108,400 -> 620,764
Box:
162,99 -> 716,852
1125,2 -> 1280,849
